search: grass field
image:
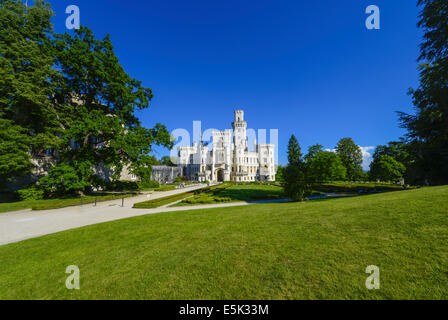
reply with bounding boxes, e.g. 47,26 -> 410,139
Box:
175,183 -> 285,206
133,183 -> 230,208
312,181 -> 410,194
0,186 -> 447,299
0,193 -> 138,213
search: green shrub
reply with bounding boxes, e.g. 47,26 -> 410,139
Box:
153,185 -> 176,191
16,185 -> 45,201
213,196 -> 232,202
105,180 -> 139,191
139,180 -> 160,189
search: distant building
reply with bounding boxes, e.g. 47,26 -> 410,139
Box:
178,110 -> 276,182
150,165 -> 182,184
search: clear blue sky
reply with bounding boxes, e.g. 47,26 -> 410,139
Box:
47,0 -> 422,167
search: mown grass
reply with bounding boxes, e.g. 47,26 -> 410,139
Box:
133,191 -> 195,209
312,181 -> 411,194
138,184 -> 177,192
133,183 -> 231,208
0,186 -> 446,299
0,193 -> 138,213
175,183 -> 285,206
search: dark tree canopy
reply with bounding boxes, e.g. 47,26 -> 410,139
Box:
0,0 -> 59,154
369,154 -> 406,183
287,134 -> 302,166
399,0 -> 448,185
0,1 -> 172,193
283,135 -> 308,201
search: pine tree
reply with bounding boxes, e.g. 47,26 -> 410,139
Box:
0,0 -> 59,153
0,117 -> 31,188
287,134 -> 302,166
283,134 -> 308,201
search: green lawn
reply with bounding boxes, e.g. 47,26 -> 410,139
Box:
138,184 -> 177,192
175,183 -> 285,206
0,193 -> 138,213
133,183 -> 231,208
312,181 -> 411,194
0,186 -> 447,299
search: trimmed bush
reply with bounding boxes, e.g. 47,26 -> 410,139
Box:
139,180 -> 160,189
105,180 -> 139,191
153,185 -> 176,191
16,185 -> 45,201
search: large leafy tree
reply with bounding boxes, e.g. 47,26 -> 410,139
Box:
335,137 -> 363,181
398,0 -> 448,185
39,27 -> 172,194
369,154 -> 406,183
0,1 -> 172,194
160,155 -> 174,166
275,165 -> 285,183
305,144 -> 346,182
371,141 -> 416,183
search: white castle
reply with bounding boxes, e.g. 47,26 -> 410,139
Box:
178,110 -> 276,182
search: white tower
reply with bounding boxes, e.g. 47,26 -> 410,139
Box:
232,110 -> 248,150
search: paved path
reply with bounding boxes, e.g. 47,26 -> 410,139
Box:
0,184 -> 208,246
0,184 -> 289,246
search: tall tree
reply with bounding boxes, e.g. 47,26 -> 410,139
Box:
0,117 -> 31,188
40,27 -> 172,194
0,0 -> 58,188
287,134 -> 302,166
305,145 -> 346,182
335,138 -> 363,181
0,0 -> 59,153
369,154 -> 406,183
283,135 -> 308,201
371,141 -> 415,184
398,0 -> 448,185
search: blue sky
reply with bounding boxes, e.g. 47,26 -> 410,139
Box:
47,0 -> 422,167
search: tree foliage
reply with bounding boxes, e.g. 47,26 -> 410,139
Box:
287,134 -> 302,167
369,154 -> 406,183
335,138 -> 363,181
305,145 -> 346,182
398,0 -> 448,185
0,1 -> 172,193
160,155 -> 175,166
0,117 -> 31,187
283,135 -> 308,201
0,0 -> 59,151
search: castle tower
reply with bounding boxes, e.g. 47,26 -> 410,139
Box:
232,110 -> 247,150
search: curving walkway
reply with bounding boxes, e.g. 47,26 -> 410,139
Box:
0,184 -> 289,246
